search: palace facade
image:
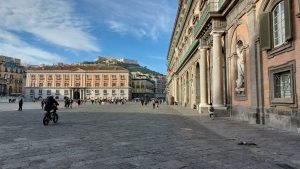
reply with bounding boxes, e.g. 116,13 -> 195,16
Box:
167,0 -> 300,132
25,65 -> 131,101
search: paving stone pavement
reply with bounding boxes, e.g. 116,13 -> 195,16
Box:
0,102 -> 300,169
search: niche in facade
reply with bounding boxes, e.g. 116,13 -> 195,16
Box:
235,40 -> 245,96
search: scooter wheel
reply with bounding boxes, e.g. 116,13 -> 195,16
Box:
43,116 -> 49,126
53,114 -> 59,123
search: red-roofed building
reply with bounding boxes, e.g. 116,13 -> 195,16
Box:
25,64 -> 131,101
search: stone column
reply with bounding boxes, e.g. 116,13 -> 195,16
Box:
199,48 -> 208,108
211,31 -> 224,107
70,89 -> 73,99
192,67 -> 197,109
174,77 -> 178,102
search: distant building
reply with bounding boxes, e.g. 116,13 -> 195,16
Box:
25,64 -> 131,101
152,75 -> 166,99
131,72 -> 154,99
0,56 -> 26,96
95,56 -> 138,65
117,58 -> 138,65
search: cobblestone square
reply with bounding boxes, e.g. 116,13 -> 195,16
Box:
0,102 -> 300,169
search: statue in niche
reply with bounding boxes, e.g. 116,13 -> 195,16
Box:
235,40 -> 245,94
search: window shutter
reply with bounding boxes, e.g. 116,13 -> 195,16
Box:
284,0 -> 292,40
259,12 -> 271,50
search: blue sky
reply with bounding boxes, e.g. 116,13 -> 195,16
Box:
0,0 -> 177,74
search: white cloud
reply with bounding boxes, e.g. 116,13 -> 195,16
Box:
0,0 -> 100,51
0,30 -> 64,65
86,0 -> 176,40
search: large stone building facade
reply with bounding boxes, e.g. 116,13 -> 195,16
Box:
0,56 -> 25,96
167,0 -> 300,132
25,65 -> 131,101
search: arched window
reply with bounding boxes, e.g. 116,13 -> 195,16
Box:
272,1 -> 285,47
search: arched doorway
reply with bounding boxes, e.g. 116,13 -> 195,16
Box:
74,90 -> 80,100
195,63 -> 200,105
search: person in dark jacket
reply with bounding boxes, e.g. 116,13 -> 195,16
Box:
44,96 -> 59,114
18,98 -> 23,111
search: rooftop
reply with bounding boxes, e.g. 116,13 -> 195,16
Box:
27,64 -> 129,73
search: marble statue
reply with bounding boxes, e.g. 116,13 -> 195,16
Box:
235,41 -> 245,93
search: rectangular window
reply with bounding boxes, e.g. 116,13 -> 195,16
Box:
95,90 -> 99,95
86,75 -> 92,80
47,83 -> 51,87
76,82 -> 80,87
56,75 -> 61,80
112,75 -> 117,79
39,75 -> 44,80
272,1 -> 285,47
120,75 -> 125,80
112,90 -> 116,95
120,90 -> 125,95
64,83 -> 69,87
103,90 -> 108,95
64,90 -> 69,95
30,89 -> 34,95
95,75 -> 100,80
64,75 -> 69,80
86,90 -> 91,95
104,75 -> 108,80
48,75 -> 53,80
31,75 -> 36,79
112,82 -> 117,87
269,60 -> 295,104
274,71 -> 291,98
39,89 -> 42,95
39,82 -> 43,87
55,90 -> 60,95
47,90 -> 51,95
56,83 -> 61,87
95,83 -> 100,87
120,83 -> 125,87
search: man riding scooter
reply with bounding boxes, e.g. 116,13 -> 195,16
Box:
44,96 -> 59,115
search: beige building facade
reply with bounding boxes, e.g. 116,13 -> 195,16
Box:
26,65 -> 131,101
0,56 -> 25,96
167,0 -> 300,132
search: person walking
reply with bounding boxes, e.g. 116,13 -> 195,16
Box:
155,99 -> 159,108
18,98 -> 23,111
70,99 -> 73,108
41,99 -> 45,110
141,98 -> 144,106
208,103 -> 215,120
152,99 -> 155,109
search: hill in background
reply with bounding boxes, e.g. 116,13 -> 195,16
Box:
83,57 -> 163,76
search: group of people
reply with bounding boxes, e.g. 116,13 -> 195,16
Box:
140,98 -> 161,109
64,97 -> 74,108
